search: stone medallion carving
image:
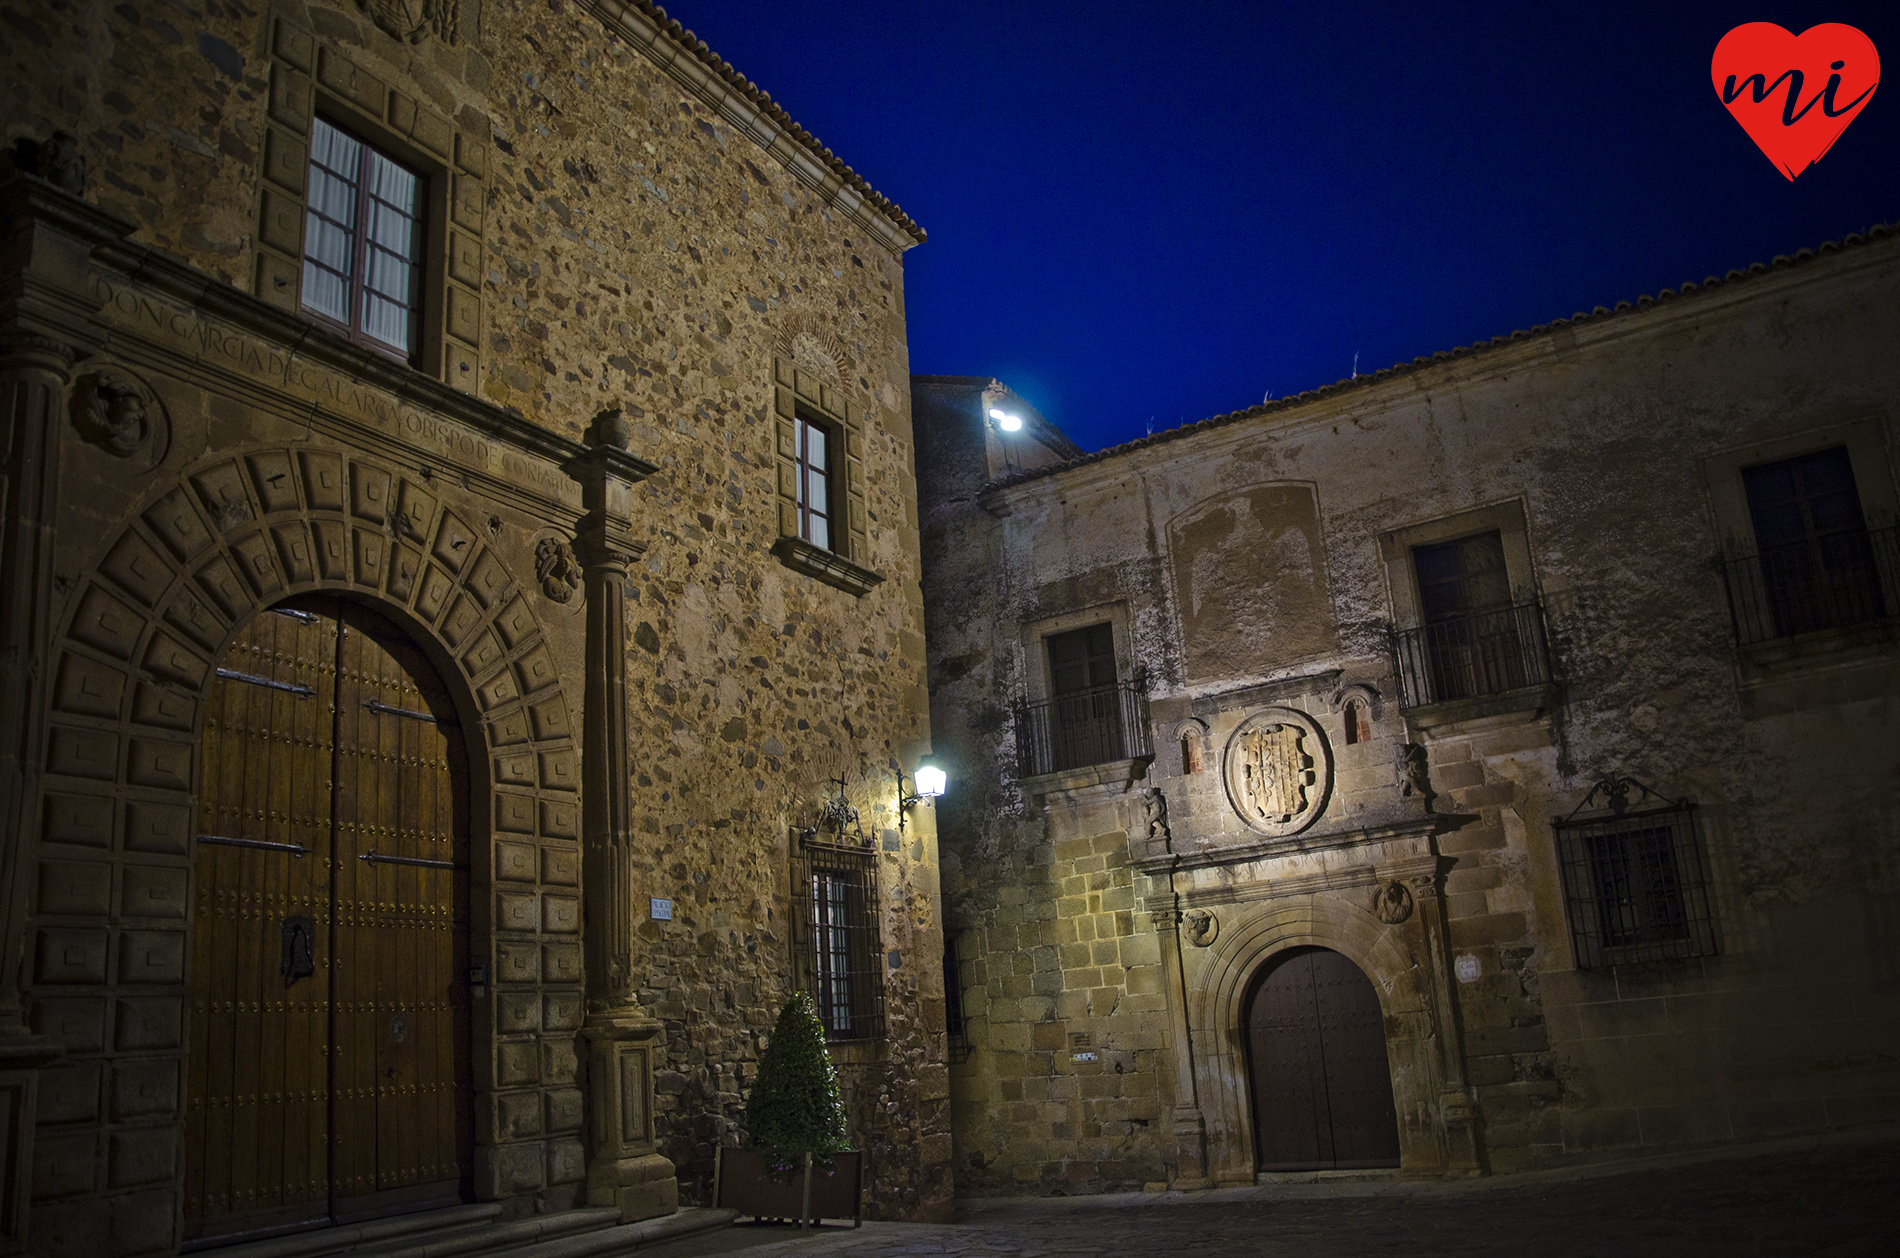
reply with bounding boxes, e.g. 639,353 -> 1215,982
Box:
534,536 -> 581,604
1183,909 -> 1218,947
1373,881 -> 1415,924
71,369 -> 167,463
357,0 -> 458,44
1222,706 -> 1331,836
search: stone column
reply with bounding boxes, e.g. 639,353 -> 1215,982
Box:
564,411 -> 677,1222
1407,864 -> 1483,1175
1151,904 -> 1212,1189
0,332 -> 75,1253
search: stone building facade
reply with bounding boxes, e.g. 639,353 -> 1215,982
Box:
918,230 -> 1900,1195
1,2 -> 951,1254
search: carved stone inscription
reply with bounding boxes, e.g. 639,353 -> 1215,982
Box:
1223,706 -> 1331,837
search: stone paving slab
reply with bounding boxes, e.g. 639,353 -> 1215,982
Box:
636,1130 -> 1899,1258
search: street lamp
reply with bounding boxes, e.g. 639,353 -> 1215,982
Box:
898,755 -> 946,832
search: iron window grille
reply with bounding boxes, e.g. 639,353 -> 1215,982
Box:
1392,600 -> 1552,708
1553,777 -> 1719,970
791,833 -> 885,1042
1013,681 -> 1153,778
1722,523 -> 1897,644
302,116 -> 425,362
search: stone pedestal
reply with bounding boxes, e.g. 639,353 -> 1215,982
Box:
581,1014 -> 676,1221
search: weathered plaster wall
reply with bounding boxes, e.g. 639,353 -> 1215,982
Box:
5,0 -> 951,1248
920,236 -> 1900,1194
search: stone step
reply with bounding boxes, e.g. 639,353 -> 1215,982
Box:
194,1204 -> 506,1258
347,1207 -> 623,1258
499,1208 -> 740,1258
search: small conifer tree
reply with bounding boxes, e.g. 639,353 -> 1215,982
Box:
747,992 -> 849,1171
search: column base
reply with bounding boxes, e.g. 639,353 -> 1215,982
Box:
1440,1088 -> 1484,1175
1170,1106 -> 1210,1186
587,1152 -> 678,1222
581,1009 -> 677,1222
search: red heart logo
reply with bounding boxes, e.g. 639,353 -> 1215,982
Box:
1712,23 -> 1880,180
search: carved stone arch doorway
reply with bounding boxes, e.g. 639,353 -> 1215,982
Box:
30,446 -> 586,1252
1242,947 -> 1400,1171
1185,897 -> 1449,1181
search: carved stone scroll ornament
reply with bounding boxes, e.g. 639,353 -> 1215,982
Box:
1183,909 -> 1218,947
357,0 -> 459,44
535,536 -> 582,604
1222,706 -> 1332,837
1373,880 -> 1415,925
71,372 -> 154,457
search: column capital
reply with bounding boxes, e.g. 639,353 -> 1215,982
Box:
0,332 -> 75,379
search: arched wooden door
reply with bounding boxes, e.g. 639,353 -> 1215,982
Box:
1246,947 -> 1401,1171
183,605 -> 473,1242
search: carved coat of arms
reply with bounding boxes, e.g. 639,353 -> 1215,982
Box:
1223,707 -> 1331,836
358,0 -> 458,44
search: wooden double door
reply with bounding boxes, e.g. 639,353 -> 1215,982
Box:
184,605 -> 473,1241
1246,947 -> 1401,1171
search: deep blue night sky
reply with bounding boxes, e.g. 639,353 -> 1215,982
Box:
666,3 -> 1900,453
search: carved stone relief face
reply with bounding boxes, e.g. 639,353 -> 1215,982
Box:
1183,909 -> 1218,947
71,371 -> 164,461
1222,706 -> 1332,837
534,536 -> 581,604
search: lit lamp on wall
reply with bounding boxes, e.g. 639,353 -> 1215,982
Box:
988,407 -> 1023,432
898,755 -> 947,832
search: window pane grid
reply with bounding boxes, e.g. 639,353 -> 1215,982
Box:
301,117 -> 423,359
795,415 -> 835,553
1555,806 -> 1718,970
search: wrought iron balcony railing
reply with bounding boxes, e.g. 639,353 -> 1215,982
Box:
1393,599 -> 1553,709
1722,524 -> 1898,645
1014,681 -> 1152,779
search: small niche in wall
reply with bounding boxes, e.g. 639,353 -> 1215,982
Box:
1182,735 -> 1204,773
1344,699 -> 1371,745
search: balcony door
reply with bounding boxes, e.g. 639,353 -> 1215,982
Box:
1411,530 -> 1527,700
1046,623 -> 1123,771
1742,446 -> 1884,637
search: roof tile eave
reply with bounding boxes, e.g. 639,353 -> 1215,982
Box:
626,1 -> 927,246
979,217 -> 1897,494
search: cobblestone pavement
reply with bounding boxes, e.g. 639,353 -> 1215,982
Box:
639,1131 -> 1899,1258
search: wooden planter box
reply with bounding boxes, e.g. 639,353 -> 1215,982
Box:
713,1147 -> 862,1227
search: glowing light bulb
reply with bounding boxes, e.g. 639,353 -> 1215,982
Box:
914,762 -> 946,798
989,409 -> 1023,432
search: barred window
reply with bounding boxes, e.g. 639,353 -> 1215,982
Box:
792,836 -> 885,1041
1554,785 -> 1718,970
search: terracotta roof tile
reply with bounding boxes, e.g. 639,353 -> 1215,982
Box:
636,2 -> 926,245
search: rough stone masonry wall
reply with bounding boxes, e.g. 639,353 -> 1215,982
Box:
5,0 -> 949,1226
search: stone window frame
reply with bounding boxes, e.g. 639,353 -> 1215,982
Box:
1376,498 -> 1539,632
769,357 -> 884,597
1700,414 -> 1897,663
1019,602 -> 1137,707
254,18 -> 487,394
1376,498 -> 1558,726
